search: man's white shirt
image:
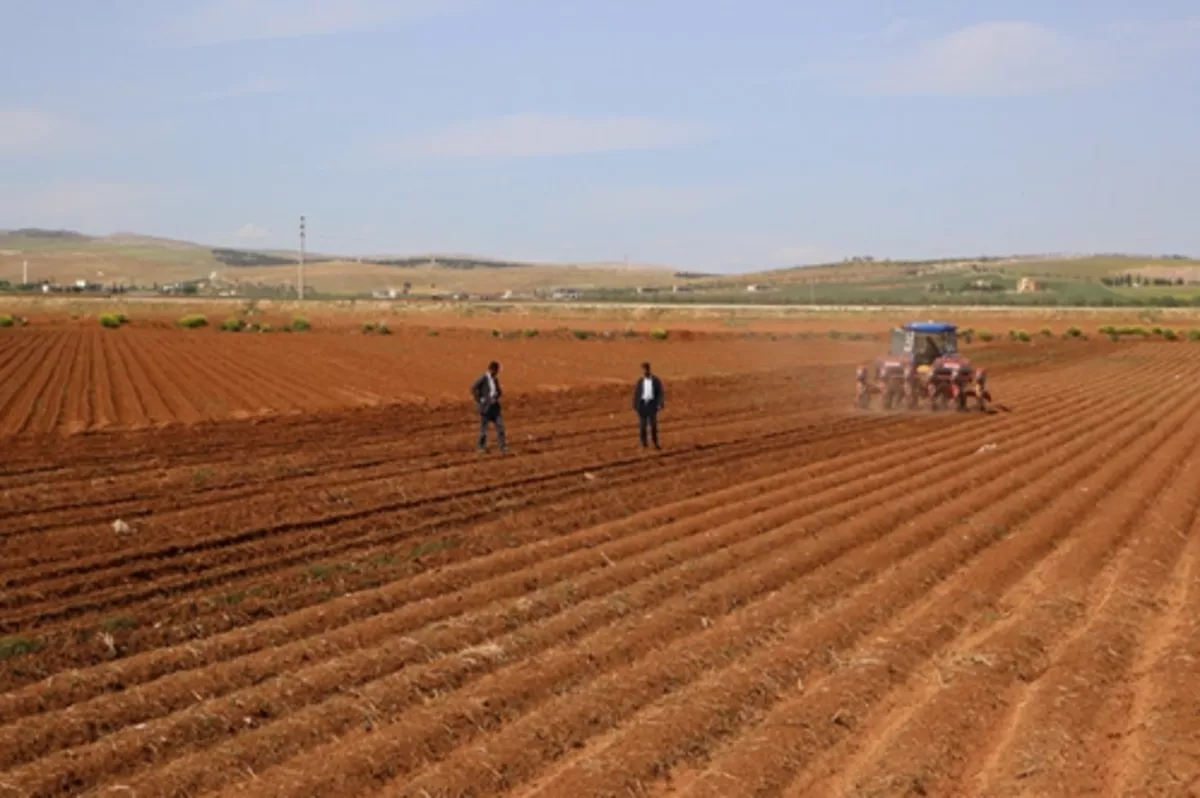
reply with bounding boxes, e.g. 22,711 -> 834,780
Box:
486,373 -> 497,400
642,377 -> 654,402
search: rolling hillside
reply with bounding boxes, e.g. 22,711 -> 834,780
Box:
0,229 -> 679,296
2,228 -> 1197,306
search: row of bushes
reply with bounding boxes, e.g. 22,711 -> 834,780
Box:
1098,324 -> 1200,342
980,324 -> 1200,343
964,325 -> 1084,343
180,315 -> 312,332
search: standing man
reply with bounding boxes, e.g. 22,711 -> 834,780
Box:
633,361 -> 664,449
471,360 -> 508,453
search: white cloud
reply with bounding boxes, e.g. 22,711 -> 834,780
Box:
0,181 -> 161,231
166,0 -> 468,45
876,21 -> 1097,96
386,113 -> 712,159
233,223 -> 270,240
0,110 -> 79,157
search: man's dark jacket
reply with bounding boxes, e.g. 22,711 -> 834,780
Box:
471,372 -> 502,414
632,374 -> 664,412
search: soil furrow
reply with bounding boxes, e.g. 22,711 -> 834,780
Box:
777,386 -> 1200,798
966,452 -> 1200,797
401,369 -> 1200,798
0,394 -> 1022,721
0,348 -> 1128,715
1100,516 -> 1200,798
212,368 -> 1166,798
0,373 -> 1102,789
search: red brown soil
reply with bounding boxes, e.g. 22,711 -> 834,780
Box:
0,327 -> 1196,798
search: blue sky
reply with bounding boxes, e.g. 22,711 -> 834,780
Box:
1,0 -> 1197,272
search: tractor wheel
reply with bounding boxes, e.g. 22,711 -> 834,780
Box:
955,389 -> 967,412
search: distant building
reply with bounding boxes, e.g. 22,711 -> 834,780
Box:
746,284 -> 772,292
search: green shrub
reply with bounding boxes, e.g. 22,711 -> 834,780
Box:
259,323 -> 273,333
521,328 -> 539,338
1065,326 -> 1083,339
649,328 -> 669,340
220,318 -> 246,332
99,312 -> 129,329
177,314 -> 208,329
0,636 -> 42,661
0,313 -> 16,328
1098,325 -> 1117,336
571,329 -> 595,340
1187,329 -> 1200,342
291,317 -> 311,332
1163,328 -> 1179,341
977,330 -> 994,342
961,328 -> 975,343
377,323 -> 391,335
1040,327 -> 1053,338
362,322 -> 377,334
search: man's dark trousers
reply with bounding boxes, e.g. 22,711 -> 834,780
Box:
636,402 -> 659,448
478,402 -> 507,451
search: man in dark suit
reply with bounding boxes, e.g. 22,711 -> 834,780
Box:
632,361 -> 664,449
471,360 -> 508,453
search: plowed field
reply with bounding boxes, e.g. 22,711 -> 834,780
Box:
1,330 -> 1197,798
0,327 -> 863,436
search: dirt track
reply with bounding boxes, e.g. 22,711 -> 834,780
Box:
0,330 -> 1197,797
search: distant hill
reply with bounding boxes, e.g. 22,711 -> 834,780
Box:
0,227 -> 678,295
3,227 -> 1197,306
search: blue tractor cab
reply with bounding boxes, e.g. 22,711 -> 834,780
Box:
889,321 -> 959,368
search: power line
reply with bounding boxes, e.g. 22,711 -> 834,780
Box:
298,215 -> 306,300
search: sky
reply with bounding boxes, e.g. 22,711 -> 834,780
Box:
0,0 -> 1198,272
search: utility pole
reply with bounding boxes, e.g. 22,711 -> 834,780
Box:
298,215 -> 306,300
22,260 -> 28,287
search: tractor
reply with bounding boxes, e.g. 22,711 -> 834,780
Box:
855,321 -> 992,412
